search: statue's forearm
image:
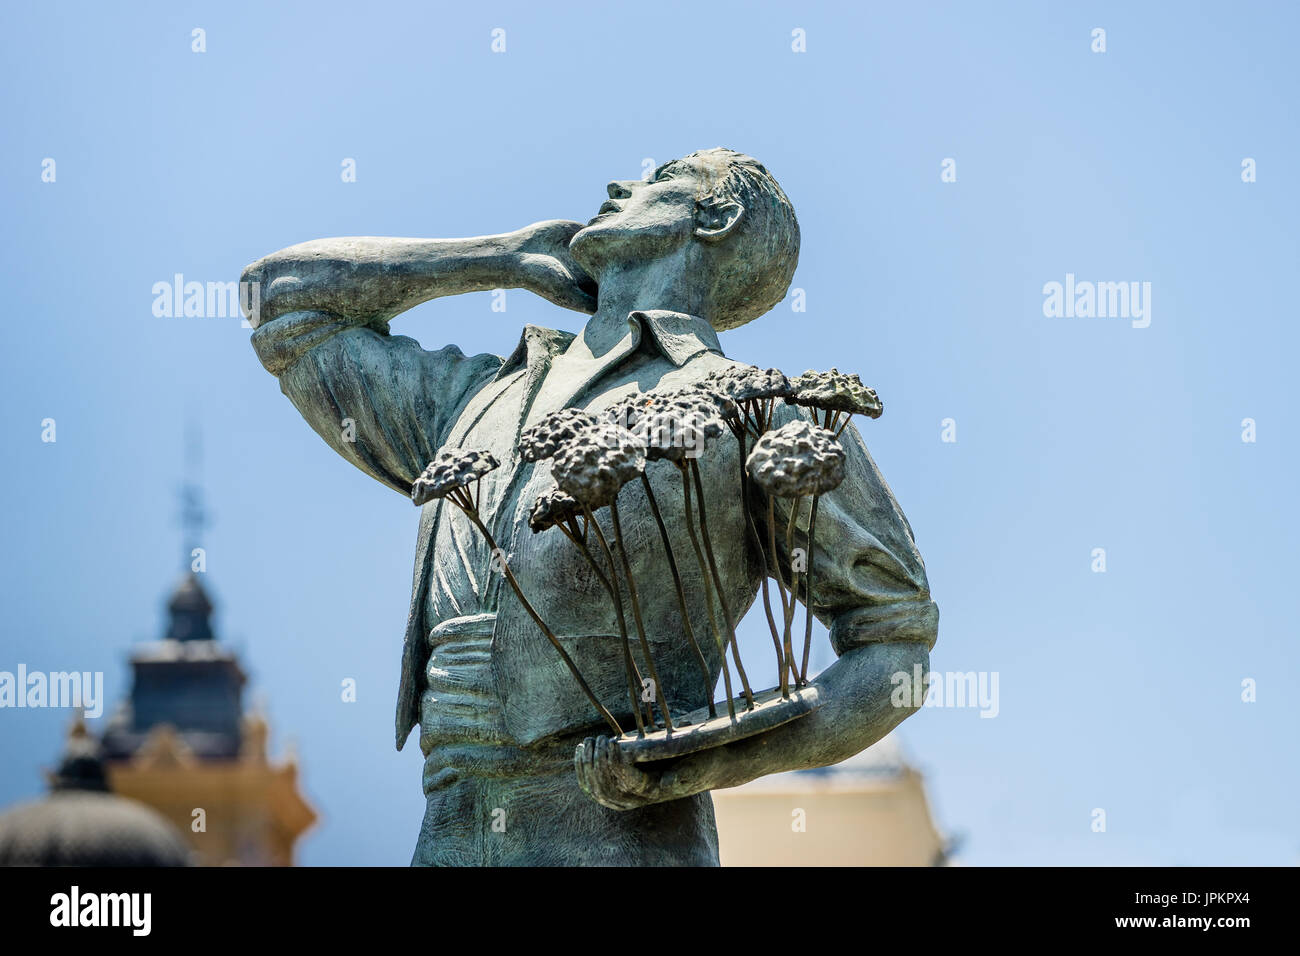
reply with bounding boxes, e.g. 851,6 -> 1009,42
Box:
242,234 -> 520,327
655,640 -> 930,800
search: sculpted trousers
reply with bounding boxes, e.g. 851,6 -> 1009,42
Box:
411,733 -> 721,867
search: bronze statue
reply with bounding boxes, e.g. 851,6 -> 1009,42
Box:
242,148 -> 938,865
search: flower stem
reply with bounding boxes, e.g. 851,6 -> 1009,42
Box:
641,472 -> 715,718
784,496 -> 804,690
580,504 -> 650,736
679,462 -> 736,721
456,497 -> 622,738
691,459 -> 755,709
609,499 -> 674,733
767,495 -> 793,699
799,495 -> 821,684
737,428 -> 786,693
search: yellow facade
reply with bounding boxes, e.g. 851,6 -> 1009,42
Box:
712,735 -> 948,866
106,718 -> 316,867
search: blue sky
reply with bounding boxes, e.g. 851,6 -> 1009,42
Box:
2,0 -> 1296,865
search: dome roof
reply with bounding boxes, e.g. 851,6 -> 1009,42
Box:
0,792 -> 192,867
0,720 -> 191,867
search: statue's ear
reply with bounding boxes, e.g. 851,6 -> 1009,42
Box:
694,195 -> 745,243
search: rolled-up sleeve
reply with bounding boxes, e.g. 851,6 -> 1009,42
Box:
760,403 -> 939,656
250,310 -> 502,495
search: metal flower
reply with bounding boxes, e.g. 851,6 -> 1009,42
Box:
606,387 -> 738,428
621,389 -> 733,462
519,407 -> 601,463
702,365 -> 792,403
411,448 -> 500,505
745,420 -> 846,498
789,368 -> 883,419
599,396 -> 645,432
528,486 -> 582,533
551,424 -> 647,508
671,386 -> 740,424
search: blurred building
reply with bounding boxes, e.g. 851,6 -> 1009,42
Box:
0,718 -> 192,866
712,733 -> 953,866
0,440 -> 315,866
99,572 -> 317,866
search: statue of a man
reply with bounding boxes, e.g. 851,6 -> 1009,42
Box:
242,148 -> 938,866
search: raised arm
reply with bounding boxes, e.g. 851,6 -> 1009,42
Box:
242,221 -> 597,494
242,221 -> 597,330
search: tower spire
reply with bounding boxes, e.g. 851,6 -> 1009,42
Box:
168,418 -> 215,641
179,419 -> 208,572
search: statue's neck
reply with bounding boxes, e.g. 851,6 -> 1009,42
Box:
577,248 -> 702,357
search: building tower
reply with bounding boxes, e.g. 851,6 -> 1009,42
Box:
98,428 -> 316,865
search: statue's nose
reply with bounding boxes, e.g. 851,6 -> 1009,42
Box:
606,181 -> 634,200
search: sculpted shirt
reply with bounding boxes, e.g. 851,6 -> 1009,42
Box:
251,306 -> 938,864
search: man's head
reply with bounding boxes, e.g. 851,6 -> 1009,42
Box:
569,148 -> 800,331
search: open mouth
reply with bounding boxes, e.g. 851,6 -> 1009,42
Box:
597,200 -> 621,216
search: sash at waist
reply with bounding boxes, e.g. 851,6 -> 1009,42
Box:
420,614 -> 506,754
419,612 -> 680,757
427,612 -> 496,646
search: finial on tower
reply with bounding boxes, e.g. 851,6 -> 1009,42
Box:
178,418 -> 209,573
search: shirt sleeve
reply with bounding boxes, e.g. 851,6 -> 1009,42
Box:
756,403 -> 939,655
250,310 -> 503,495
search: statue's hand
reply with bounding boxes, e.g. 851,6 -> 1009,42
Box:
574,735 -> 662,810
509,220 -> 598,315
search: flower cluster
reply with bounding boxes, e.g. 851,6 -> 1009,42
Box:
611,388 -> 734,462
702,365 -> 792,403
519,407 -> 600,463
525,489 -> 582,535
789,368 -> 883,419
479,366 -> 871,734
746,420 -> 846,498
551,424 -> 647,508
528,486 -> 582,533
411,448 -> 499,505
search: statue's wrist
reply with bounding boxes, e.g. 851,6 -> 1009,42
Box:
657,746 -> 727,801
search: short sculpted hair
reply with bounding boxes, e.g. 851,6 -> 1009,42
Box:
689,147 -> 801,331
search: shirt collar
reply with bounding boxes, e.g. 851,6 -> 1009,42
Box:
630,310 -> 723,366
493,310 -> 722,383
494,325 -> 575,382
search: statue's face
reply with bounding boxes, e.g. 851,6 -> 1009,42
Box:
569,157 -> 708,273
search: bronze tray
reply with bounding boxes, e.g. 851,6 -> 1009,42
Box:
615,685 -> 823,764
